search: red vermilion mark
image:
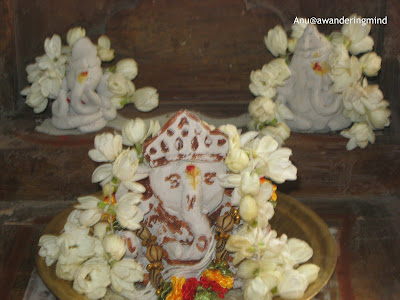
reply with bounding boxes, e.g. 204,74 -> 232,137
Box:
186,165 -> 196,174
313,62 -> 322,72
66,98 -> 70,103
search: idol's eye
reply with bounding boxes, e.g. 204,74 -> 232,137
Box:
164,174 -> 181,189
204,172 -> 216,185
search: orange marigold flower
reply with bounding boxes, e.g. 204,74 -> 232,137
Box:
201,269 -> 234,289
271,184 -> 278,201
166,276 -> 186,300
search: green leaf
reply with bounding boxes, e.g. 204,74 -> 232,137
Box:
108,66 -> 116,73
97,202 -> 106,209
250,220 -> 258,228
253,268 -> 260,277
112,220 -> 123,231
157,282 -> 173,300
107,206 -> 116,216
267,118 -> 278,127
271,286 -> 278,295
135,143 -> 143,155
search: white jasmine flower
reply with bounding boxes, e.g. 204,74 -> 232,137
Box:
108,73 -> 130,97
56,262 -> 80,281
228,226 -> 282,265
264,25 -> 288,57
102,234 -> 126,261
249,96 -> 277,124
287,238 -> 313,265
260,123 -> 291,146
73,257 -> 111,299
38,69 -> 62,99
94,222 -> 109,241
240,131 -> 260,147
217,173 -> 241,188
343,83 -> 385,117
94,238 -> 107,260
110,259 -> 144,298
244,276 -> 272,300
291,23 -> 308,39
254,181 -> 275,228
218,124 -> 241,150
98,35 -> 111,49
225,234 -> 254,265
92,163 -> 113,185
66,27 -> 86,47
113,149 -> 145,192
126,80 -> 136,96
225,148 -> 249,173
341,14 -> 374,55
25,63 -> 42,83
111,96 -> 126,110
287,38 -> 297,53
250,135 -> 297,183
237,259 -> 260,279
75,195 -> 102,210
79,208 -> 103,227
329,45 -> 362,93
359,52 -> 381,77
25,84 -> 48,113
249,69 -> 277,98
61,211 -> 82,234
261,59 -> 291,86
122,118 -> 147,146
278,269 -> 308,299
329,44 -> 350,71
116,58 -> 138,80
38,235 -> 60,266
57,227 -> 96,265
115,193 -> 144,231
239,195 -> 259,223
297,264 -> 320,285
367,102 -> 391,129
240,171 -> 260,196
89,133 -> 123,162
97,35 -> 115,62
340,122 -> 375,150
329,31 -> 346,47
44,34 -> 62,60
131,87 -> 159,112
122,118 -> 160,146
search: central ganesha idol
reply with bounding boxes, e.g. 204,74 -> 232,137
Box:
38,109 -> 322,300
140,110 -> 230,268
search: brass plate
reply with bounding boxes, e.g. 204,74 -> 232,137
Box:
36,193 -> 337,299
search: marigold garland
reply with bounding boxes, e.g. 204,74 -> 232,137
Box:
162,267 -> 234,300
166,276 -> 186,300
201,269 -> 234,289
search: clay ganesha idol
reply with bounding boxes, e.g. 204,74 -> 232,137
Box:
138,111 -> 230,268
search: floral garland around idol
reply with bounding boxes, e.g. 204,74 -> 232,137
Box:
248,13 -> 391,150
21,27 -> 159,133
38,117 -> 319,300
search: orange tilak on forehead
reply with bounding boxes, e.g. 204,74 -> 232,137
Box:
78,71 -> 88,84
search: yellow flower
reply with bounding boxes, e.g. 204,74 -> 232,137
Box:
166,276 -> 186,300
201,269 -> 234,289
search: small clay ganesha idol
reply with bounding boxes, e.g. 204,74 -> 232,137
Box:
51,37 -> 117,132
142,111 -> 229,266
